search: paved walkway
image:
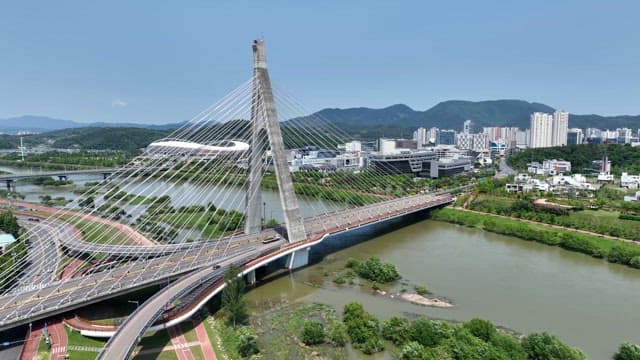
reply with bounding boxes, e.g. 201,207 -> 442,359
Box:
48,318 -> 68,360
168,325 -> 195,360
18,322 -> 43,360
134,341 -> 201,356
60,258 -> 84,280
192,313 -> 217,360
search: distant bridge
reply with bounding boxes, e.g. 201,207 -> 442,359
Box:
0,166 -> 170,190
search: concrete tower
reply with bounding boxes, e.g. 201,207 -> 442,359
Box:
244,40 -> 307,245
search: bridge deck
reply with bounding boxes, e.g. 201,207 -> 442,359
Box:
0,193 -> 453,331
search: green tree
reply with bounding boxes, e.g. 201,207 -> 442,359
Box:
522,332 -> 586,360
342,302 -> 385,354
221,264 -> 247,327
463,318 -> 496,342
301,321 -> 325,345
353,257 -> 400,283
615,343 -> 640,360
78,196 -> 95,209
409,318 -> 453,348
0,211 -> 20,238
382,316 -> 411,345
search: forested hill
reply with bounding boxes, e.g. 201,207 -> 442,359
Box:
0,127 -> 170,151
50,127 -> 170,150
507,144 -> 640,175
290,100 -> 640,139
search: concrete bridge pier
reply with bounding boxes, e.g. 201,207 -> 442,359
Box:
57,175 -> 67,181
4,179 -> 15,191
246,270 -> 256,285
102,172 -> 110,180
286,247 -> 310,270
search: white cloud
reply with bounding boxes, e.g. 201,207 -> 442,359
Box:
111,99 -> 127,108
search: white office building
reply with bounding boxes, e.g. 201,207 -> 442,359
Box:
344,140 -> 362,153
456,132 -> 489,152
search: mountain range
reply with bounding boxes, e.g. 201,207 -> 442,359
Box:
0,115 -> 182,134
291,100 -> 640,132
1,100 -> 638,137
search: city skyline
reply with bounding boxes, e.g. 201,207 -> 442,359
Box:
1,1 -> 639,124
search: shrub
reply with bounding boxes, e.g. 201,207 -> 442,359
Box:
382,316 -> 410,345
463,318 -> 496,342
409,318 -> 453,347
490,332 -> 527,360
333,276 -> 346,285
237,327 -> 259,358
354,257 -> 400,283
414,285 -> 431,295
326,320 -> 348,346
345,257 -> 360,269
522,332 -> 586,360
400,341 -> 426,359
614,342 -> 640,360
608,246 -> 640,265
343,302 -> 384,354
301,321 -> 325,345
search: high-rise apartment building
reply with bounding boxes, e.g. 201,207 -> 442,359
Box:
427,127 -> 439,145
413,127 -> 428,148
552,110 -> 569,146
463,120 -> 472,134
483,127 -> 521,146
529,112 -> 553,148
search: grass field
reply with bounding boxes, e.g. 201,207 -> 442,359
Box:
60,215 -> 137,245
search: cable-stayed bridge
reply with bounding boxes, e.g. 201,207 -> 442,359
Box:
0,40 -> 454,358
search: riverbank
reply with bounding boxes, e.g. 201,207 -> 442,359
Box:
431,207 -> 640,270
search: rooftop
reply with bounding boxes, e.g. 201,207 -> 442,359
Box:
0,233 -> 16,245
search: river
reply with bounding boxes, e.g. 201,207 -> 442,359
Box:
3,165 -> 640,357
244,218 -> 640,359
0,165 -> 343,221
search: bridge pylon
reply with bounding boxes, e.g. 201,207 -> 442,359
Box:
244,40 -> 307,248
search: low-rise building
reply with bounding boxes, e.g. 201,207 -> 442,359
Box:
624,191 -> 640,202
0,233 -> 16,255
621,172 -> 640,189
506,178 -> 550,193
551,174 -> 596,191
527,159 -> 571,176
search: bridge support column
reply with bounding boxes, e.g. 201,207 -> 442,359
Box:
286,248 -> 310,270
244,40 -> 306,243
102,173 -> 110,180
246,270 -> 256,285
5,179 -> 15,191
58,175 -> 67,181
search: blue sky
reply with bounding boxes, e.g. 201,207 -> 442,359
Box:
0,1 -> 638,124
